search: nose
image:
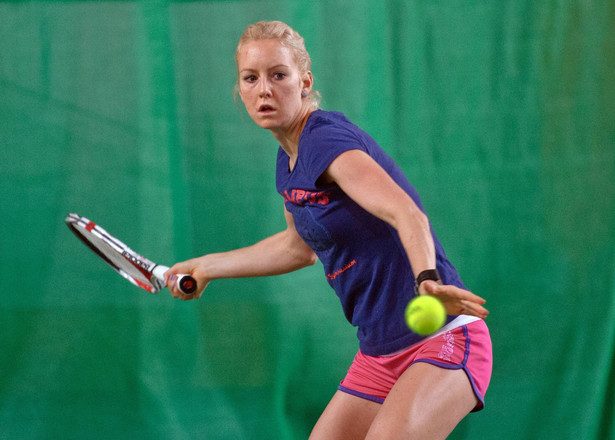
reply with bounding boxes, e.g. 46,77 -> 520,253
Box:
259,78 -> 272,97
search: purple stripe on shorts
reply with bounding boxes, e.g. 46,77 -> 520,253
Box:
337,320 -> 492,411
410,325 -> 485,412
338,385 -> 385,404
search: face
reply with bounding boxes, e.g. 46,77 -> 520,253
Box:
237,39 -> 312,132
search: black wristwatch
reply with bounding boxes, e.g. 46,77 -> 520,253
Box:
414,269 -> 442,294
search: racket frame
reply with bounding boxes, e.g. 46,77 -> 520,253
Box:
65,213 -> 196,294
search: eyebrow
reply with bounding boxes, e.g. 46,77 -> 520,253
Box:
239,64 -> 291,74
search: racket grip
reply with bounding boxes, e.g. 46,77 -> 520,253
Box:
153,266 -> 197,295
175,274 -> 197,295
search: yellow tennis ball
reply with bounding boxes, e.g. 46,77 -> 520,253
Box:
405,295 -> 446,335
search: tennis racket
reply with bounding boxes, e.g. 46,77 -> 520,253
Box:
65,213 -> 197,295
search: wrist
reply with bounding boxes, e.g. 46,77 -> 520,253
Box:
414,269 -> 442,295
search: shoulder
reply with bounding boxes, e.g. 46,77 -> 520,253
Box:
294,111 -> 368,184
302,110 -> 363,144
303,110 -> 348,130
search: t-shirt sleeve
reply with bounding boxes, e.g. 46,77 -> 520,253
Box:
300,120 -> 367,185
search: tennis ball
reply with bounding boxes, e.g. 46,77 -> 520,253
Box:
405,295 -> 446,335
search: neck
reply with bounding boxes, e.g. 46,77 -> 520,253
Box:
270,106 -> 314,165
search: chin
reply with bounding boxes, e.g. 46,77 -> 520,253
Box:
254,118 -> 280,130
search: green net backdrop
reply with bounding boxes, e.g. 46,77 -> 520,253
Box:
1,1 -> 614,439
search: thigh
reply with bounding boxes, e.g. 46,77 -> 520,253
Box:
309,390 -> 381,440
366,362 -> 477,440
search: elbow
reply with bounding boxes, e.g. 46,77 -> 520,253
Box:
298,245 -> 318,267
284,231 -> 318,269
389,203 -> 430,233
295,242 -> 318,268
306,250 -> 319,266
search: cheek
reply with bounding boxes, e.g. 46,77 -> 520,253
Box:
277,83 -> 300,104
239,88 -> 256,107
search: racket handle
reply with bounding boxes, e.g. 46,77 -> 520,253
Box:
152,266 -> 197,295
175,274 -> 198,295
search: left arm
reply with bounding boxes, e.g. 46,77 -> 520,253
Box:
321,149 -> 488,318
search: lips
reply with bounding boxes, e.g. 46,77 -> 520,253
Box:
258,104 -> 275,113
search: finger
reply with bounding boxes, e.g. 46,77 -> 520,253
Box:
436,284 -> 487,305
418,279 -> 441,296
163,266 -> 179,285
460,289 -> 487,304
461,299 -> 489,319
169,280 -> 182,299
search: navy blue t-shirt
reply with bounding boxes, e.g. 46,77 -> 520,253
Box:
276,110 -> 463,355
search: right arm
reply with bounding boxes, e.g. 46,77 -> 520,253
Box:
165,206 -> 318,300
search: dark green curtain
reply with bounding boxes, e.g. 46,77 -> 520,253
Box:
1,1 -> 614,439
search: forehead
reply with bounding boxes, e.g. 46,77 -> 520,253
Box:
237,39 -> 296,70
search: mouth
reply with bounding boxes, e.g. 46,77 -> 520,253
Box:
258,104 -> 275,114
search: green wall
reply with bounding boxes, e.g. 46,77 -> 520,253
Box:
1,1 -> 614,438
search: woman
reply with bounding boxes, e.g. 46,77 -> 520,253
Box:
166,21 -> 492,439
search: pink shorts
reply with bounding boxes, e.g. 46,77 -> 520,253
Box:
339,320 -> 492,411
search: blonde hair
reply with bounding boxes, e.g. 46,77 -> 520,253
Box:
234,21 -> 321,109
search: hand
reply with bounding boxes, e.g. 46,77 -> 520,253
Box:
418,280 -> 489,319
164,257 -> 211,301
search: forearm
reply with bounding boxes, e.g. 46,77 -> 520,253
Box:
324,150 -> 437,277
390,205 -> 437,278
195,229 -> 317,281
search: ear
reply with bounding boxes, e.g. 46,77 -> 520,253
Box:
233,83 -> 244,103
301,71 -> 314,97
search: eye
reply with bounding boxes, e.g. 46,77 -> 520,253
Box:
273,72 -> 286,80
243,74 -> 257,83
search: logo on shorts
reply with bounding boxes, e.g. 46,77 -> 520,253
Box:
438,331 -> 455,361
